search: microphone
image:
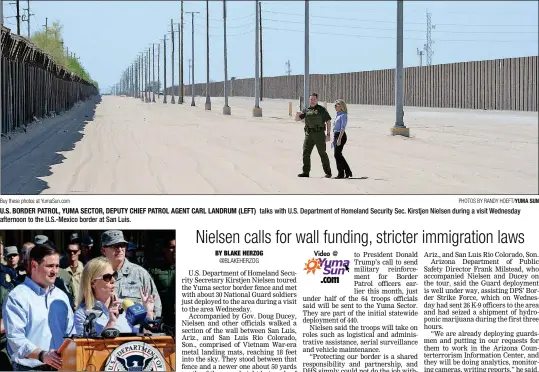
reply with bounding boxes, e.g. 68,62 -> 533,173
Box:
121,300 -> 160,333
101,328 -> 120,338
83,305 -> 102,337
83,305 -> 102,326
122,299 -> 146,326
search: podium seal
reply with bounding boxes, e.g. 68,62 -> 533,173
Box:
104,341 -> 167,371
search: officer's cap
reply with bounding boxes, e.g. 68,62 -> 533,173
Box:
70,233 -> 81,243
5,246 -> 18,256
101,230 -> 128,247
83,236 -> 94,246
34,235 -> 49,245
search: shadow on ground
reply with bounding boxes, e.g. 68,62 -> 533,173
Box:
1,96 -> 101,194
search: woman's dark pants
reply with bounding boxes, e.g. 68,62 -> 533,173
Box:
333,132 -> 351,176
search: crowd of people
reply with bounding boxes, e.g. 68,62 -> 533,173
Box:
0,230 -> 176,371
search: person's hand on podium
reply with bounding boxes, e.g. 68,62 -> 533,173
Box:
43,350 -> 62,370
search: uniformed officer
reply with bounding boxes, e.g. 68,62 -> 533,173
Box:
295,92 -> 332,178
100,230 -> 162,319
0,283 -> 11,371
80,236 -> 94,264
14,243 -> 33,285
0,240 -> 6,266
0,249 -> 17,370
0,264 -> 16,293
148,238 -> 175,331
126,243 -> 137,263
4,246 -> 20,272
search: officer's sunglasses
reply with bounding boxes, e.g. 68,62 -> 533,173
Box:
106,244 -> 127,250
94,271 -> 118,283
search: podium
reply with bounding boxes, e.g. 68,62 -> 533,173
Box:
58,335 -> 176,371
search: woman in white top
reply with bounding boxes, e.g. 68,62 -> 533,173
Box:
332,99 -> 353,179
73,257 -> 156,335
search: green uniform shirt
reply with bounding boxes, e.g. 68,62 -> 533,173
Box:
149,263 -> 175,327
0,285 -> 9,359
302,104 -> 331,129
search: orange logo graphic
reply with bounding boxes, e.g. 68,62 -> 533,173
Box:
304,258 -> 321,274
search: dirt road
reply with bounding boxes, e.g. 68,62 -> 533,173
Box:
2,95 -> 537,194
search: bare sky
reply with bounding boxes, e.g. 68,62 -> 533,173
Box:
2,1 -> 537,93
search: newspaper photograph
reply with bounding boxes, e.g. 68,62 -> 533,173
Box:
1,0 -> 538,371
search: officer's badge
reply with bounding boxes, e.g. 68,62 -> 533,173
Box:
314,110 -> 318,115
5,274 -> 10,283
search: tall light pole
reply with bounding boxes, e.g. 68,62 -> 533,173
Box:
189,59 -> 192,96
158,44 -> 161,97
180,0 -> 184,104
253,0 -> 262,117
163,34 -> 167,104
170,19 -> 176,104
303,0 -> 309,110
140,54 -> 144,102
178,22 -> 182,104
147,47 -> 151,103
186,11 -> 199,106
223,0 -> 230,115
136,59 -> 140,98
152,44 -> 156,102
205,0 -> 211,110
391,0 -> 409,137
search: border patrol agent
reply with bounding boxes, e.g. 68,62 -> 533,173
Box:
101,230 -> 162,319
295,92 -> 332,178
0,264 -> 16,292
0,249 -> 17,371
0,284 -> 11,371
80,236 -> 94,264
148,238 -> 175,330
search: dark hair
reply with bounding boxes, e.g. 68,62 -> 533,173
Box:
30,244 -> 60,265
310,93 -> 318,98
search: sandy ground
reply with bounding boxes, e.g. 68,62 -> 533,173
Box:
1,94 -> 537,194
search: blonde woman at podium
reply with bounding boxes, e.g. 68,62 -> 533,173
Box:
73,257 -> 156,335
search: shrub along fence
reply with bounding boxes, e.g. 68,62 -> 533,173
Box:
180,55 -> 537,112
1,25 -> 98,136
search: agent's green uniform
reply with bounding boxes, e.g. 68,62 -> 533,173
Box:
149,263 -> 175,330
0,285 -> 11,371
300,104 -> 332,176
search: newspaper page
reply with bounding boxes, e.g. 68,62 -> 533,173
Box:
1,195 -> 537,372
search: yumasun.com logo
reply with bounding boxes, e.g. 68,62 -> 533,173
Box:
303,251 -> 350,284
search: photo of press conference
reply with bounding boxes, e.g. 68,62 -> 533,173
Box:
0,229 -> 176,371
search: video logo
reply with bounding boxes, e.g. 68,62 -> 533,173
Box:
303,252 -> 350,284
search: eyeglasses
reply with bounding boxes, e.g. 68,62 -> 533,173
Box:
334,104 -> 341,108
67,250 -> 80,255
94,272 -> 118,283
106,244 -> 127,250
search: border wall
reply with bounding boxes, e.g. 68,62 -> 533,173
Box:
1,25 -> 98,136
177,56 -> 537,112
